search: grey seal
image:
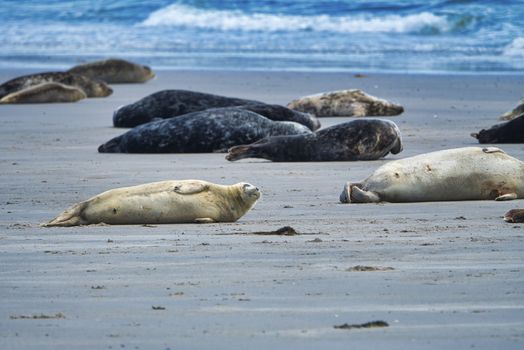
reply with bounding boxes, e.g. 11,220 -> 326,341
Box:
287,89 -> 404,117
98,108 -> 312,153
226,119 -> 402,162
471,113 -> 524,143
0,72 -> 112,98
68,58 -> 155,84
112,89 -> 320,130
340,147 -> 524,203
42,180 -> 260,226
0,83 -> 87,104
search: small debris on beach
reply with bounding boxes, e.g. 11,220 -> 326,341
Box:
346,265 -> 394,272
10,312 -> 65,320
334,320 -> 389,330
230,226 -> 300,236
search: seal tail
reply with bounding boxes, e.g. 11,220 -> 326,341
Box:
340,182 -> 380,203
40,202 -> 88,227
226,145 -> 259,161
98,138 -> 121,153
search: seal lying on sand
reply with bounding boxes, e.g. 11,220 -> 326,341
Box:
99,108 -> 312,153
68,58 -> 155,84
0,83 -> 87,104
286,89 -> 404,117
0,72 -> 112,99
42,180 -> 260,226
471,113 -> 524,143
112,89 -> 320,130
504,209 -> 524,223
226,119 -> 402,162
339,147 -> 524,203
498,99 -> 524,121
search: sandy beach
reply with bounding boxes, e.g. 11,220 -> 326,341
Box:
1,68 -> 523,349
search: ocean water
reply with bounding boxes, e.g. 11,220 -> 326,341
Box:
1,0 -> 523,73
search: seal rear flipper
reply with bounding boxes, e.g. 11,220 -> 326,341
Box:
350,186 -> 381,203
98,138 -> 121,153
340,182 -> 380,203
174,182 -> 209,195
226,145 -> 258,161
41,202 -> 88,227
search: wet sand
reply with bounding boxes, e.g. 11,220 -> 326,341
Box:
1,69 -> 523,349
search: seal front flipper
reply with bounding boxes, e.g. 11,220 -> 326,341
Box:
173,182 -> 209,194
194,218 -> 216,223
41,202 -> 88,227
482,147 -> 504,154
495,193 -> 517,201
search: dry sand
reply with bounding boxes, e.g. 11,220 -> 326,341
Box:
1,69 -> 523,349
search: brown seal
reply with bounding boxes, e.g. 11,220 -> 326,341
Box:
287,89 -> 404,117
68,58 -> 155,83
0,72 -> 112,99
0,82 -> 87,104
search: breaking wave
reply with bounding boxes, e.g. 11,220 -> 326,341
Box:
141,4 -> 450,34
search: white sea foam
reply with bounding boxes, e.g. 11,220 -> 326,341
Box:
503,37 -> 524,57
141,4 -> 449,34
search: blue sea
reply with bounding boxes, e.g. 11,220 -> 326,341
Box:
1,0 -> 523,73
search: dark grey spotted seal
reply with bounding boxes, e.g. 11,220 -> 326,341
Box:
112,90 -> 320,131
98,108 -> 312,153
471,113 -> 524,143
68,58 -> 155,84
0,72 -> 112,99
226,119 -> 402,162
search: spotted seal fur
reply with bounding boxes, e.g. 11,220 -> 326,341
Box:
0,71 -> 112,98
226,119 -> 402,162
112,89 -> 320,130
99,108 -> 312,153
287,89 -> 404,117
